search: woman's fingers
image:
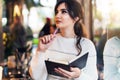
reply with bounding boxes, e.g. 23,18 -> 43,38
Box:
37,34 -> 56,51
40,34 -> 55,44
55,68 -> 72,78
54,67 -> 81,79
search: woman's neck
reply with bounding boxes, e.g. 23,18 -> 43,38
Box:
60,29 -> 76,38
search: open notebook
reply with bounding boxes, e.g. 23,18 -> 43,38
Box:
45,52 -> 89,77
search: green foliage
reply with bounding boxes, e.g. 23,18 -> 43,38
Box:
32,38 -> 38,45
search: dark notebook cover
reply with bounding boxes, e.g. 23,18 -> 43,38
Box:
45,52 -> 89,77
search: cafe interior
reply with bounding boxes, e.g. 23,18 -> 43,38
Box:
0,0 -> 120,80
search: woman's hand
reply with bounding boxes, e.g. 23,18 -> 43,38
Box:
55,67 -> 81,79
37,34 -> 56,52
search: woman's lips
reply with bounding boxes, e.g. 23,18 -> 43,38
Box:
56,20 -> 62,24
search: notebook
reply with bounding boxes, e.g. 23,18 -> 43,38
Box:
45,52 -> 89,77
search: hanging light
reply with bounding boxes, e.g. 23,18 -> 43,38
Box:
13,4 -> 21,16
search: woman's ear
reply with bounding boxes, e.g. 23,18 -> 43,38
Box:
75,17 -> 79,22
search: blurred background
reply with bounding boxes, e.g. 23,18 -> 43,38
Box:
0,0 -> 120,80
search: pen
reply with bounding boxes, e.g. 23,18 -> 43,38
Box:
53,28 -> 59,35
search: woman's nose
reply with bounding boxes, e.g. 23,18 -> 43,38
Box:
55,12 -> 61,18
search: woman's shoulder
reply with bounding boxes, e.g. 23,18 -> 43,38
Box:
81,37 -> 96,56
80,37 -> 96,51
81,37 -> 94,45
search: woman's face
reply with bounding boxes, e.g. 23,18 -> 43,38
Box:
55,3 -> 76,29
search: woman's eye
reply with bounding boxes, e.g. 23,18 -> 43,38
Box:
55,9 -> 68,15
62,10 -> 68,14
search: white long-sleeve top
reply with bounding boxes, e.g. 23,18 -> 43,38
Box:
30,35 -> 98,80
104,36 -> 120,80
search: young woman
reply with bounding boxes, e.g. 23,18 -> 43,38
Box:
30,0 -> 98,80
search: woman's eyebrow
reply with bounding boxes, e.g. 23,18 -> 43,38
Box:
61,9 -> 68,11
57,8 -> 67,11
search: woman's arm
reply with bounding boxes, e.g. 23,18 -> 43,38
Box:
29,34 -> 56,80
74,39 -> 98,80
29,51 -> 48,80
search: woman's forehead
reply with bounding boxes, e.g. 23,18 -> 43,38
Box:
57,3 -> 67,10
